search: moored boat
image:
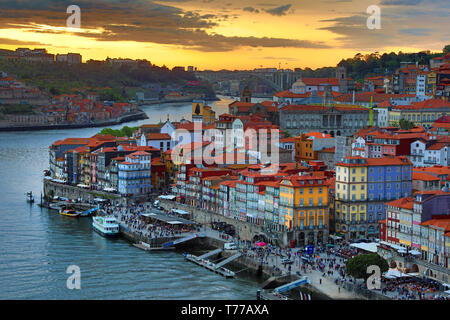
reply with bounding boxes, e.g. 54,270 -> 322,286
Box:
92,216 -> 120,237
59,208 -> 80,217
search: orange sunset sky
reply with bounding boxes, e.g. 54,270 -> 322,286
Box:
0,0 -> 448,70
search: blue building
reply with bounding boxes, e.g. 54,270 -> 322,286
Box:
367,159 -> 412,225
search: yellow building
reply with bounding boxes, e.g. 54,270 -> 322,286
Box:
388,99 -> 449,129
192,100 -> 215,125
279,173 -> 328,245
335,157 -> 368,240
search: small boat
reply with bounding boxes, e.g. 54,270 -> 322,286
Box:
92,216 -> 120,237
26,191 -> 34,203
59,208 -> 80,217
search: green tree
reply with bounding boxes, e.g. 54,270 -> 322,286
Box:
444,45 -> 450,54
345,253 -> 389,280
398,119 -> 415,130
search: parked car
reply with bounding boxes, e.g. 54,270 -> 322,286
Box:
224,242 -> 238,250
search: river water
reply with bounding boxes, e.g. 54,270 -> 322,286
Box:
0,97 -> 267,299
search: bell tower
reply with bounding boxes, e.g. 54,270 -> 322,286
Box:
240,85 -> 252,103
336,66 -> 348,93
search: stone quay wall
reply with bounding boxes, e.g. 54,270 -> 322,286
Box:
43,179 -> 123,204
159,200 -> 265,242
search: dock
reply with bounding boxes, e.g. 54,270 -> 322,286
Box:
184,251 -> 236,278
133,241 -> 175,251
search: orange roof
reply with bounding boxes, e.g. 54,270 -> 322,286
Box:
145,133 -> 171,140
128,151 -> 150,157
385,197 -> 414,210
280,137 -> 296,143
414,165 -> 450,176
52,138 -> 90,146
421,219 -> 450,231
413,171 -> 440,181
337,156 -> 411,167
305,131 -> 332,139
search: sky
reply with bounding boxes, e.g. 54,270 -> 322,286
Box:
0,0 -> 448,70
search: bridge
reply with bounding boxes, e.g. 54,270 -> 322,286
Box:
196,70 -> 302,93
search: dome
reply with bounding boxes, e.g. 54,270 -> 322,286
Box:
291,79 -> 306,94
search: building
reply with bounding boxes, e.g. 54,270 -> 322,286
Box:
280,104 -> 377,137
118,151 -> 152,196
388,98 -> 449,129
279,173 -> 329,246
412,171 -> 441,192
335,156 -> 412,240
56,53 -> 82,64
294,132 -> 334,164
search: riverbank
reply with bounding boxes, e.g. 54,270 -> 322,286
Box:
0,109 -> 148,132
137,96 -> 219,106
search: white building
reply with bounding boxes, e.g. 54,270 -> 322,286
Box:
118,151 -> 151,195
410,139 -> 449,167
139,133 -> 173,152
416,74 -> 427,98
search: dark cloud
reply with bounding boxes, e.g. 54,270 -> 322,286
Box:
0,38 -> 49,46
243,6 -> 260,13
381,0 -> 422,5
0,0 -> 329,52
264,4 -> 292,16
398,28 -> 432,36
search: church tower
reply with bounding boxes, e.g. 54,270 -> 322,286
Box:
336,66 -> 348,93
240,85 -> 252,103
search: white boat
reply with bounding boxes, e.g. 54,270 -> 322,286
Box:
92,216 -> 120,238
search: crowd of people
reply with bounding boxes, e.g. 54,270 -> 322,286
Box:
239,240 -> 448,300
381,277 -> 445,300
103,202 -> 193,240
99,200 -> 448,301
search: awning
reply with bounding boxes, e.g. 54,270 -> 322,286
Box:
104,187 -> 116,192
167,221 -> 183,225
171,209 -> 190,215
350,242 -> 379,253
409,249 -> 421,255
159,195 -> 176,200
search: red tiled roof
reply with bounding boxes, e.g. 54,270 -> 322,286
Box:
385,197 -> 414,210
145,133 -> 171,140
421,219 -> 450,231
305,131 -> 333,139
413,171 -> 440,181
